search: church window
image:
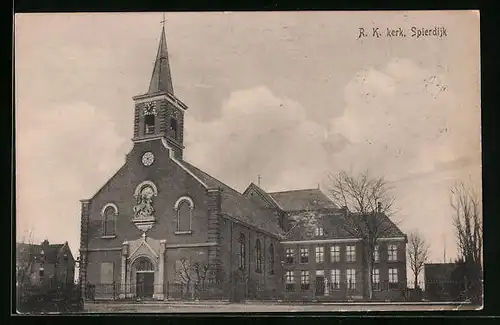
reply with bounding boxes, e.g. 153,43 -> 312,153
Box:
143,102 -> 157,135
255,239 -> 262,273
101,204 -> 118,237
238,234 -> 246,270
170,118 -> 178,140
135,257 -> 154,271
174,196 -> 194,233
177,202 -> 191,231
144,114 -> 155,134
268,243 -> 275,275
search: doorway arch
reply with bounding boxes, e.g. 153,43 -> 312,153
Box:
131,256 -> 156,299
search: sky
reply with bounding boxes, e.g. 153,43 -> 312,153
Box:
15,11 -> 481,276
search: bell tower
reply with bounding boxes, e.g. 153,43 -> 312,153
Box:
132,19 -> 188,159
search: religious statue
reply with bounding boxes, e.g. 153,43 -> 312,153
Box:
133,186 -> 155,220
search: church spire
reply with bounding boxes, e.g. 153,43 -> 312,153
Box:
148,17 -> 174,95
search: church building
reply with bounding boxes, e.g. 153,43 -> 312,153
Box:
79,24 -> 407,302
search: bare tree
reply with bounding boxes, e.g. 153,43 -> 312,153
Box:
450,181 -> 482,266
175,258 -> 214,300
16,229 -> 37,287
279,170 -> 399,300
327,170 -> 398,300
450,181 -> 482,302
407,231 -> 429,289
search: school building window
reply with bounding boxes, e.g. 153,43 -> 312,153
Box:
388,244 -> 398,261
373,245 -> 380,262
300,247 -> 309,264
346,245 -> 356,262
372,268 -> 380,290
285,248 -> 295,264
300,271 -> 310,291
346,269 -> 356,290
285,271 -> 295,292
315,246 -> 325,263
330,245 -> 340,262
330,269 -> 340,290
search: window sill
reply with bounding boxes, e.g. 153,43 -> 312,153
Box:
100,235 -> 116,239
174,230 -> 192,235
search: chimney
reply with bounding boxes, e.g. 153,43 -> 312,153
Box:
377,202 -> 382,213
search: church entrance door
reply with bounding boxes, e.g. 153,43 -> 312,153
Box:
136,272 -> 154,299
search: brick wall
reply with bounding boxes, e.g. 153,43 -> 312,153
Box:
282,241 -> 364,301
83,139 -> 211,287
206,189 -> 222,287
281,239 -> 407,301
219,218 -> 282,301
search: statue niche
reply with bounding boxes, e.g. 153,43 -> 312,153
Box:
133,186 -> 155,220
132,182 -> 157,233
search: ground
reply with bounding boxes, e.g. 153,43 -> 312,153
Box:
82,301 -> 479,313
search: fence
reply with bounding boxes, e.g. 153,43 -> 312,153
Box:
83,279 -> 483,303
86,282 -> 221,301
17,283 -> 83,313
409,279 -> 483,303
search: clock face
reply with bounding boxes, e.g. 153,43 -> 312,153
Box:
144,102 -> 157,116
141,152 -> 155,166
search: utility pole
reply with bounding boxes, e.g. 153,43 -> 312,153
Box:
257,175 -> 262,187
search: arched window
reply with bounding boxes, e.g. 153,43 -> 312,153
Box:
268,243 -> 275,275
101,204 -> 118,236
143,103 -> 156,135
255,239 -> 262,273
238,234 -> 246,270
135,257 -> 154,271
174,197 -> 194,233
170,118 -> 178,140
177,201 -> 191,231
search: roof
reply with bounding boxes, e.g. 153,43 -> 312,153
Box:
243,182 -> 282,209
179,160 -> 241,195
268,188 -> 338,212
16,242 -> 70,264
179,160 -> 283,236
148,26 -> 174,95
424,263 -> 458,281
284,210 -> 405,241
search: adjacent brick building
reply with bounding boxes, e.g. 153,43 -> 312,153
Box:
17,240 -> 75,288
79,25 -> 407,302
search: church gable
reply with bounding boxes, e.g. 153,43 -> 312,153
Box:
243,183 -> 281,209
128,236 -> 160,263
84,138 -> 212,249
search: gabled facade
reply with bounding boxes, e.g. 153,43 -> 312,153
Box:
79,25 -> 283,301
79,24 -> 407,302
16,240 -> 75,288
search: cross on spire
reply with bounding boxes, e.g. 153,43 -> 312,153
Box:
147,13 -> 174,95
161,12 -> 166,29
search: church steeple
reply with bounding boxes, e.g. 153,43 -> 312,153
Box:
132,17 -> 188,160
148,24 -> 174,95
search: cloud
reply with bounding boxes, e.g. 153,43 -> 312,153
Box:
328,58 -> 480,181
184,86 -> 342,192
16,102 -> 128,252
184,58 -> 480,195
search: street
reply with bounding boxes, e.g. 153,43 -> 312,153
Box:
83,301 -> 479,313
